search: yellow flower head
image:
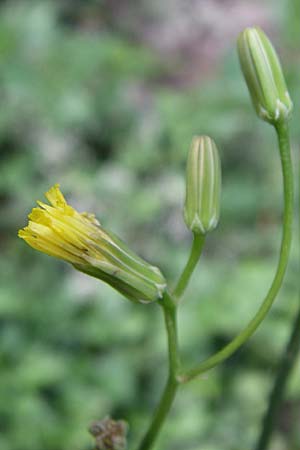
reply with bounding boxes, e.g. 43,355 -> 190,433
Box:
19,184 -> 166,303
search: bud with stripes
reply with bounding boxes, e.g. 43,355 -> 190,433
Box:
237,27 -> 293,124
184,136 -> 221,235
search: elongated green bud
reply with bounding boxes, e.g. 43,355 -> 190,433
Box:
237,27 -> 293,124
184,136 -> 221,235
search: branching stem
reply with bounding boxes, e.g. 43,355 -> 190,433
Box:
180,121 -> 294,382
136,292 -> 180,450
136,121 -> 293,450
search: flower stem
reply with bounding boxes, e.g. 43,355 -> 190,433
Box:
136,292 -> 180,450
173,233 -> 206,301
254,304 -> 300,450
137,376 -> 178,450
180,121 -> 294,382
136,230 -> 205,450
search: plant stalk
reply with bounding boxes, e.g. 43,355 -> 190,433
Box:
136,229 -> 205,450
173,233 -> 205,301
180,121 -> 294,382
255,304 -> 300,450
136,292 -> 180,450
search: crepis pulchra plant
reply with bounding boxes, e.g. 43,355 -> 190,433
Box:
19,27 -> 294,450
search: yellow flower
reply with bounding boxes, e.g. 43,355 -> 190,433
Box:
19,184 -> 166,303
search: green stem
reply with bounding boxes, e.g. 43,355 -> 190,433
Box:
180,121 -> 293,383
136,232 -> 205,449
136,292 -> 180,450
255,304 -> 300,450
173,233 -> 206,301
137,376 -> 178,450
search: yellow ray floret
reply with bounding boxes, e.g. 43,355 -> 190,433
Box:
18,185 -> 166,303
18,184 -> 103,265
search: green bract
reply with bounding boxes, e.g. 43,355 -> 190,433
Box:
74,228 -> 167,304
184,136 -> 221,235
237,27 -> 293,124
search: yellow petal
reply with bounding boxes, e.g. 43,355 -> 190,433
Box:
44,184 -> 67,209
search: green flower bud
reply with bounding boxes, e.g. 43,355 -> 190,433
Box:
184,136 -> 221,235
237,27 -> 293,124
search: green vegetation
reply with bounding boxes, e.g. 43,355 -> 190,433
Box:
0,1 -> 299,449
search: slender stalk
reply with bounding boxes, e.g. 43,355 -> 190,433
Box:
136,230 -> 205,449
136,291 -> 180,450
255,305 -> 300,450
137,376 -> 178,450
173,233 -> 206,301
180,121 -> 294,383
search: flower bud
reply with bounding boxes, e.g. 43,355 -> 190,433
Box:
237,27 -> 293,124
184,136 -> 221,235
18,184 -> 166,304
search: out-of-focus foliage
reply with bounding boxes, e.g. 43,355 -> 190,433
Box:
0,1 -> 299,450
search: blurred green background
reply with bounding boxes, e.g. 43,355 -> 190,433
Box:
0,1 -> 299,449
